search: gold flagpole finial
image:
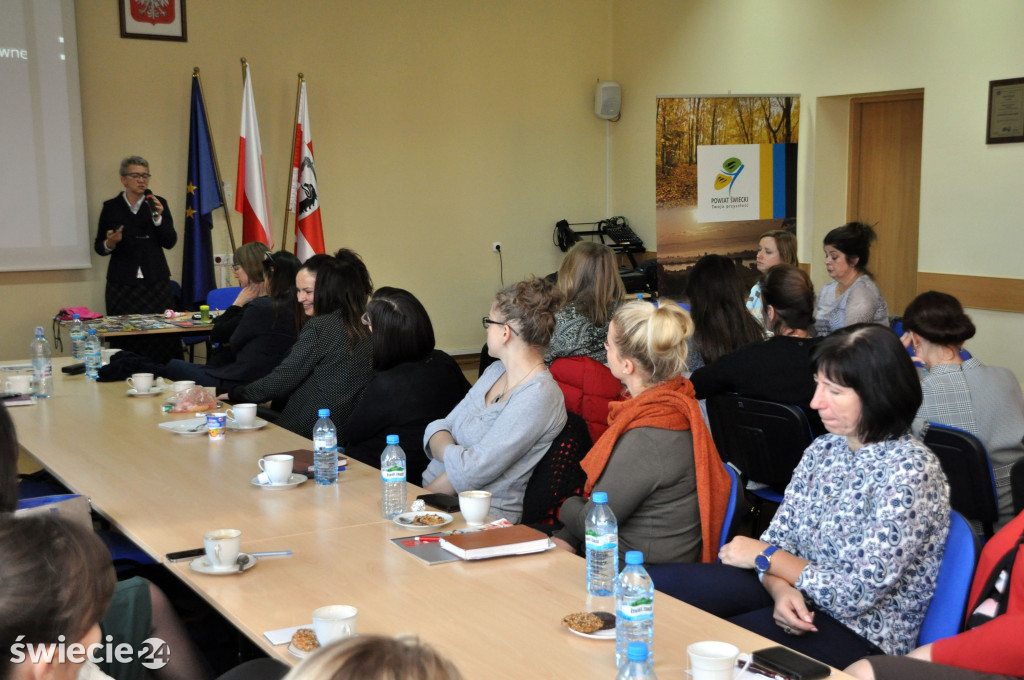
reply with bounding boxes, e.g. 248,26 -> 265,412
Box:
193,66 -> 200,76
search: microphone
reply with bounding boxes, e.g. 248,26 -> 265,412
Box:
144,189 -> 159,221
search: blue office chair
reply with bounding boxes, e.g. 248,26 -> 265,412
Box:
206,286 -> 242,312
923,423 -> 999,540
719,462 -> 742,553
917,510 -> 978,645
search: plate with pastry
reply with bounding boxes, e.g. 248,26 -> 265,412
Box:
393,511 -> 453,530
561,611 -> 616,639
288,628 -> 319,658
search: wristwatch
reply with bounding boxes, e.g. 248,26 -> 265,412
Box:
755,545 -> 779,577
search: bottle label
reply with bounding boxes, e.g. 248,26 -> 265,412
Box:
381,465 -> 406,483
617,597 -> 653,622
585,530 -> 617,552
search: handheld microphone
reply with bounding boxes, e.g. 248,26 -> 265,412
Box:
144,189 -> 159,221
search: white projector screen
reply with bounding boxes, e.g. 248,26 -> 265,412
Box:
0,0 -> 91,272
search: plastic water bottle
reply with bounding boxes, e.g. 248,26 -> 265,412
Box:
313,409 -> 338,485
84,329 -> 101,380
69,314 -> 86,360
29,327 -> 53,398
380,434 -> 407,519
585,491 -> 618,596
616,550 -> 654,670
616,642 -> 658,679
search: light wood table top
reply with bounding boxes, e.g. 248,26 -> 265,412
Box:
11,359 -> 854,679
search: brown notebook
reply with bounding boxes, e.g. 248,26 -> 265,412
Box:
439,524 -> 551,560
280,449 -> 349,478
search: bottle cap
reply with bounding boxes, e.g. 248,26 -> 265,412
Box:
626,642 -> 648,661
87,329 -> 97,335
35,326 -> 44,334
386,434 -> 399,445
318,408 -> 330,418
73,314 -> 80,320
592,491 -> 608,504
625,550 -> 643,565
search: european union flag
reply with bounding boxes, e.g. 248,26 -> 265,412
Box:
181,76 -> 222,309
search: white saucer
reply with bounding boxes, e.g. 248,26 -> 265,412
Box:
188,553 -> 257,575
158,417 -> 208,435
228,417 -> 268,431
127,387 -> 163,397
566,626 -> 615,640
393,511 -> 453,530
250,473 -> 307,490
287,642 -> 315,659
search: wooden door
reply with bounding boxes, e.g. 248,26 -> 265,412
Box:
847,91 -> 923,316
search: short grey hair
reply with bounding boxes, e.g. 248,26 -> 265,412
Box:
120,156 -> 149,175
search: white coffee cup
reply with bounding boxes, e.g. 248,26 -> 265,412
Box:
312,605 -> 358,645
259,454 -> 294,485
458,490 -> 492,526
226,403 -> 258,428
203,529 -> 242,570
4,374 -> 33,395
127,373 -> 154,393
172,380 -> 196,394
687,641 -> 740,680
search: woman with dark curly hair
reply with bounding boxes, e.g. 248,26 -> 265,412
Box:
814,221 -> 888,335
422,277 -> 567,523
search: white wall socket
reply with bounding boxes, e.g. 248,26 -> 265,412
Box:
492,242 -> 502,252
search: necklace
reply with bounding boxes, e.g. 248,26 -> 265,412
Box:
491,362 -> 544,405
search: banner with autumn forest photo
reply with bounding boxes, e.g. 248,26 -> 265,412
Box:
655,96 -> 799,299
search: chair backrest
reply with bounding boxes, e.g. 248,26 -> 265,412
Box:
719,463 -> 741,553
1012,459 -> 1024,516
918,510 -> 978,645
705,394 -> 813,488
549,356 -> 626,444
206,286 -> 242,311
923,423 -> 999,539
520,412 -> 592,526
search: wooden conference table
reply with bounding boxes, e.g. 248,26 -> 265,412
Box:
10,360 -> 853,679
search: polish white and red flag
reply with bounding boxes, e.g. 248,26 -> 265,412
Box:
289,81 -> 325,262
235,62 -> 273,247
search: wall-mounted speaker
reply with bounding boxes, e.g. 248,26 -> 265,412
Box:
595,81 -> 621,120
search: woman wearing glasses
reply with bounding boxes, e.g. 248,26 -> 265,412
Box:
422,278 -> 567,523
94,155 -> 179,362
207,242 -> 270,364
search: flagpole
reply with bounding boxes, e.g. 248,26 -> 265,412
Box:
281,73 -> 304,250
194,66 -> 237,253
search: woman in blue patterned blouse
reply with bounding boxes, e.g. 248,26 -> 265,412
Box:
649,324 -> 951,669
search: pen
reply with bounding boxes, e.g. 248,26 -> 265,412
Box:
737,659 -> 784,680
250,550 -> 293,558
415,537 -> 441,543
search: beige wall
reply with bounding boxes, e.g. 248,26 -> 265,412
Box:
0,0 -> 613,359
610,0 -> 1024,378
4,0 -> 1023,380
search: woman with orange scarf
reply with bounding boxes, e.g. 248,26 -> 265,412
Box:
552,300 -> 731,565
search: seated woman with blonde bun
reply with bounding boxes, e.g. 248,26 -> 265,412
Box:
282,635 -> 463,680
552,300 -> 731,565
422,277 -> 567,524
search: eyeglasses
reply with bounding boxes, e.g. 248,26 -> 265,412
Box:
262,251 -> 276,269
124,173 -> 151,180
482,317 -> 519,336
231,264 -> 242,271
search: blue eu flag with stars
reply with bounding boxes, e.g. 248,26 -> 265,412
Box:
181,76 -> 222,308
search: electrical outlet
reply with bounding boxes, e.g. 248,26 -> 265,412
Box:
213,253 -> 232,266
492,242 -> 502,253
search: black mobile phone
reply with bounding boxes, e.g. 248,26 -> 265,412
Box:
751,646 -> 830,680
165,548 -> 206,563
416,493 -> 460,513
61,363 -> 86,375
